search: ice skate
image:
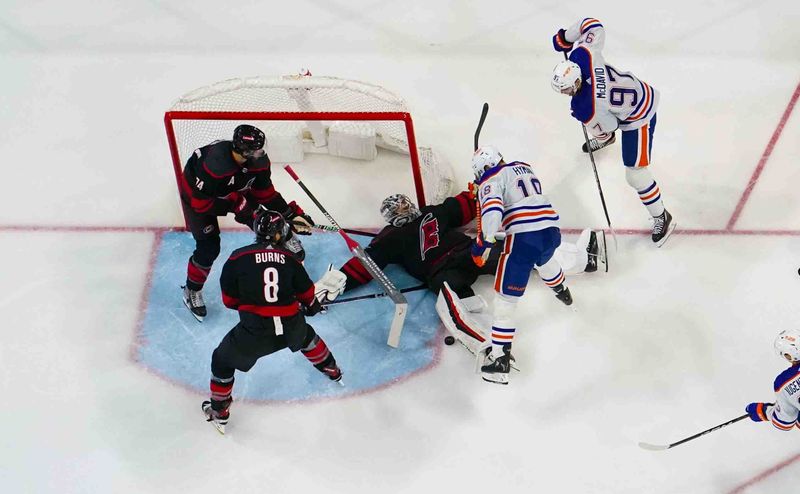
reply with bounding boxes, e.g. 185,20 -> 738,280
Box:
182,285 -> 207,322
481,346 -> 512,385
652,210 -> 676,247
202,400 -> 230,435
582,132 -> 615,153
584,230 -> 608,273
321,363 -> 344,385
553,283 -> 573,306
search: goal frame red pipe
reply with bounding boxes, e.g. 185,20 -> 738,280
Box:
164,111 -> 425,230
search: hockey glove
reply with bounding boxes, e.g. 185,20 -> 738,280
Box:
284,201 -> 314,235
303,298 -> 325,317
552,28 -> 573,52
467,181 -> 479,200
745,402 -> 774,422
470,234 -> 495,267
315,265 -> 347,303
231,195 -> 257,229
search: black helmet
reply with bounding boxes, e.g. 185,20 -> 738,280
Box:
233,124 -> 266,158
253,207 -> 290,245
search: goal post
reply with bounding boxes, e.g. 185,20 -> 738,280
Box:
164,74 -> 455,348
163,74 -> 455,231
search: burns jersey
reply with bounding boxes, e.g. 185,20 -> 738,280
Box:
220,242 -> 316,319
340,191 -> 476,290
179,140 -> 288,216
477,161 -> 559,239
566,18 -> 659,135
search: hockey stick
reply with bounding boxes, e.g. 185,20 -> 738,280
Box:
473,103 -> 488,242
326,284 -> 428,306
284,165 -> 408,348
638,413 -> 750,451
562,52 -> 618,251
313,223 -> 377,238
474,102 -> 489,151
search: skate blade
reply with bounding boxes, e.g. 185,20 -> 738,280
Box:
481,373 -> 509,385
655,220 -> 677,248
209,421 -> 226,435
182,299 -> 205,322
598,230 -> 608,272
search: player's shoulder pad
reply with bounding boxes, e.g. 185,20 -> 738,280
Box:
369,225 -> 398,246
476,162 -> 515,185
507,160 -> 531,168
774,364 -> 800,392
201,141 -> 239,179
570,47 -> 594,124
228,243 -> 261,261
580,18 -> 603,35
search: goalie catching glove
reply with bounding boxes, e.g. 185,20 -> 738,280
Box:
283,201 -> 315,235
315,265 -> 347,303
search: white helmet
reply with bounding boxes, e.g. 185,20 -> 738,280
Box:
774,329 -> 800,363
472,145 -> 503,180
551,60 -> 582,95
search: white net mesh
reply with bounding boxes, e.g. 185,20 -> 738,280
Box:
166,75 -> 454,205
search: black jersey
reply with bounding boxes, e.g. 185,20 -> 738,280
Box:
220,242 -> 316,318
340,190 -> 476,290
179,140 -> 289,216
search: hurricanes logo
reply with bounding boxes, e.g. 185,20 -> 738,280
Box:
419,213 -> 440,260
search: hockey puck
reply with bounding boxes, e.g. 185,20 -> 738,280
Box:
444,335 -> 456,345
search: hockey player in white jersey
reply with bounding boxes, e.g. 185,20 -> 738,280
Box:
551,17 -> 676,246
745,329 -> 800,431
470,146 -> 568,384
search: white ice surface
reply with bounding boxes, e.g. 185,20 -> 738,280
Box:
1,1 -> 799,493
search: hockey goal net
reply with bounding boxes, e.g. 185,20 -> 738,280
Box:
164,73 -> 455,229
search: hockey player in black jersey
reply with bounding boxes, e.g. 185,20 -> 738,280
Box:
335,189 -> 490,301
202,208 -> 342,434
179,124 -> 315,321
312,190 -> 601,362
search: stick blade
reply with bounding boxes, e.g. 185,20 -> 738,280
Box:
638,442 -> 669,451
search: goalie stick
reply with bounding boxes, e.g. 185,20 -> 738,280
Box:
313,223 -> 377,238
638,413 -> 749,451
326,284 -> 427,306
284,165 -> 408,348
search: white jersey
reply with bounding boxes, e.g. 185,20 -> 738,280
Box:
766,365 -> 800,431
477,161 -> 559,239
565,17 -> 660,135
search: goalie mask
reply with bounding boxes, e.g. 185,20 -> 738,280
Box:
380,194 -> 421,227
233,124 -> 267,159
774,329 -> 800,363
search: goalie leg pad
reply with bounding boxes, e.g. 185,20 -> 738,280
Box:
436,283 -> 487,346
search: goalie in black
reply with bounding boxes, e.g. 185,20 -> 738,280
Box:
314,189 -> 604,312
202,208 -> 342,434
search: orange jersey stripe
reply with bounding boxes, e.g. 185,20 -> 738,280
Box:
502,209 -> 558,225
629,84 -> 652,121
493,236 -> 513,292
581,18 -> 601,31
637,124 -> 649,167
